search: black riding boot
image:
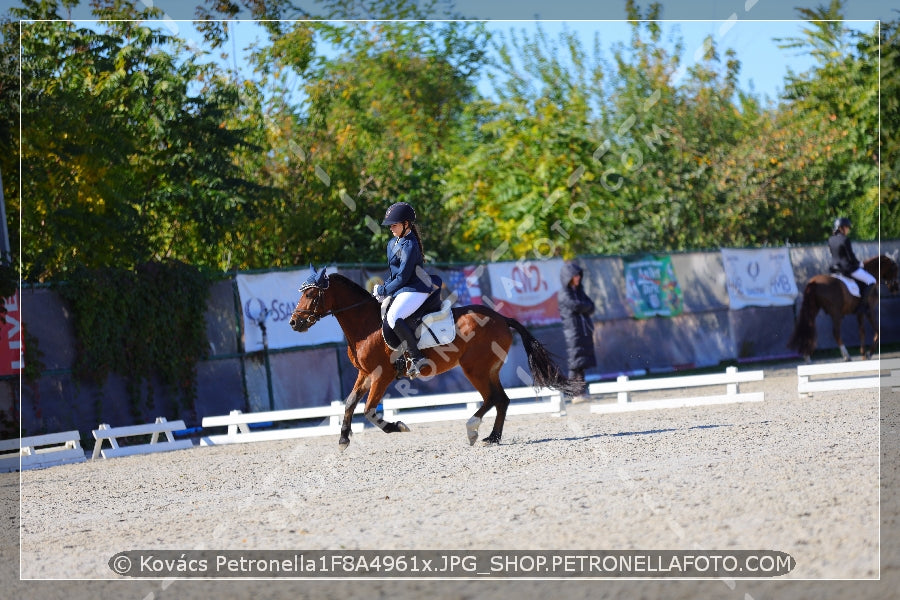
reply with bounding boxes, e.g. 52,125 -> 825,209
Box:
856,283 -> 871,315
393,317 -> 427,378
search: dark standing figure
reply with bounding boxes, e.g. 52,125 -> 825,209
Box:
557,261 -> 597,403
828,217 -> 876,315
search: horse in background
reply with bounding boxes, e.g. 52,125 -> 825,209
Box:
787,255 -> 899,361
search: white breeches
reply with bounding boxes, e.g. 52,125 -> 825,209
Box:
386,292 -> 430,328
850,267 -> 876,286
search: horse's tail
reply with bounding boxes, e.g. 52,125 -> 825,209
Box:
505,317 -> 583,397
787,282 -> 819,357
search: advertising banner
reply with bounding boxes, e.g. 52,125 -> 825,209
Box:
623,255 -> 684,318
0,290 -> 22,376
487,259 -> 563,326
446,266 -> 484,306
236,268 -> 344,351
722,248 -> 799,309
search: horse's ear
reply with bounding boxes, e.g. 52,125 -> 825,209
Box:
309,263 -> 316,276
316,266 -> 327,285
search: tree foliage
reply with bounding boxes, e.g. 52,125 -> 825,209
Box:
1,0 -> 892,282
13,0 -> 267,281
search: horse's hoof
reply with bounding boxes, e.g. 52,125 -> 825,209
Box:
397,421 -> 410,433
480,434 -> 501,447
338,437 -> 350,451
466,417 -> 481,446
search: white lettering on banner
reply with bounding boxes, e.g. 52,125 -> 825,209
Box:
721,248 -> 798,309
487,260 -> 564,326
1,291 -> 23,375
236,269 -> 345,351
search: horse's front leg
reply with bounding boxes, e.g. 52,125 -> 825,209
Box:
363,366 -> 410,435
857,313 -> 869,359
832,314 -> 851,361
340,373 -> 371,451
864,305 -> 878,359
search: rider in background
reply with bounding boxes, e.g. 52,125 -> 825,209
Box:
372,202 -> 433,378
828,217 -> 876,314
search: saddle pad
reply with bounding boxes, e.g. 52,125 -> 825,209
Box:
831,273 -> 860,297
416,303 -> 457,349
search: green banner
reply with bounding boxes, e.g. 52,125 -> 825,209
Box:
623,255 -> 684,318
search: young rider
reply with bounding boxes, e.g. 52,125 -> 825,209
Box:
828,217 -> 876,314
372,202 -> 433,377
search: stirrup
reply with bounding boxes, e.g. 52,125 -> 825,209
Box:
407,357 -> 427,379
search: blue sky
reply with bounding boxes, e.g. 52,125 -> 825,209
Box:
22,0 -> 886,102
207,18 -> 876,104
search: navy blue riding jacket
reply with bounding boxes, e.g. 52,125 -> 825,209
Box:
382,234 -> 433,296
828,232 -> 860,275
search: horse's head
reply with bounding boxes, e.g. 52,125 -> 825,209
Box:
882,256 -> 900,294
289,265 -> 332,332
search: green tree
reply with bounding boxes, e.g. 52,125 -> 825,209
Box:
15,0 -> 265,280
877,19 -> 900,239
441,24 -> 603,261
238,19 -> 489,267
777,0 -> 880,241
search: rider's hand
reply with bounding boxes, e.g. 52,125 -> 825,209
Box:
372,284 -> 385,301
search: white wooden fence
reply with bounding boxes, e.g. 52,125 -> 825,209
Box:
201,386 -> 562,445
0,430 -> 86,472
92,417 -> 193,459
797,358 -> 900,395
588,366 -> 765,413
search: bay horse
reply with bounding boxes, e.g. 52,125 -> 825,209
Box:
289,266 -> 581,450
787,255 -> 899,362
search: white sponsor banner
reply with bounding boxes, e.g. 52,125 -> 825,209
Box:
722,248 -> 799,309
236,268 -> 344,350
486,259 -> 564,325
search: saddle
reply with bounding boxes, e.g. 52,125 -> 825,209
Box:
381,275 -> 457,377
829,273 -> 860,297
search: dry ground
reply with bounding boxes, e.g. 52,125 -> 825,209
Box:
2,357 -> 899,599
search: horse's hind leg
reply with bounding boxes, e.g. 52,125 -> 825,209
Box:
459,365 -> 497,446
460,362 -> 511,447
482,383 -> 511,447
464,394 -> 493,446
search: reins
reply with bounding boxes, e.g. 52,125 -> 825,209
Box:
293,282 -> 372,327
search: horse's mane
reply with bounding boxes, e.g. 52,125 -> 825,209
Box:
328,273 -> 379,305
864,254 -> 898,274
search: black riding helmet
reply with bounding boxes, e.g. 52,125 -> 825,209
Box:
833,217 -> 852,233
382,202 -> 416,226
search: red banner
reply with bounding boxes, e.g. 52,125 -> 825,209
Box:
1,290 -> 23,376
487,260 -> 563,326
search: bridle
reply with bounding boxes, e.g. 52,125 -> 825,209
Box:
868,256 -> 900,294
291,278 -> 373,329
